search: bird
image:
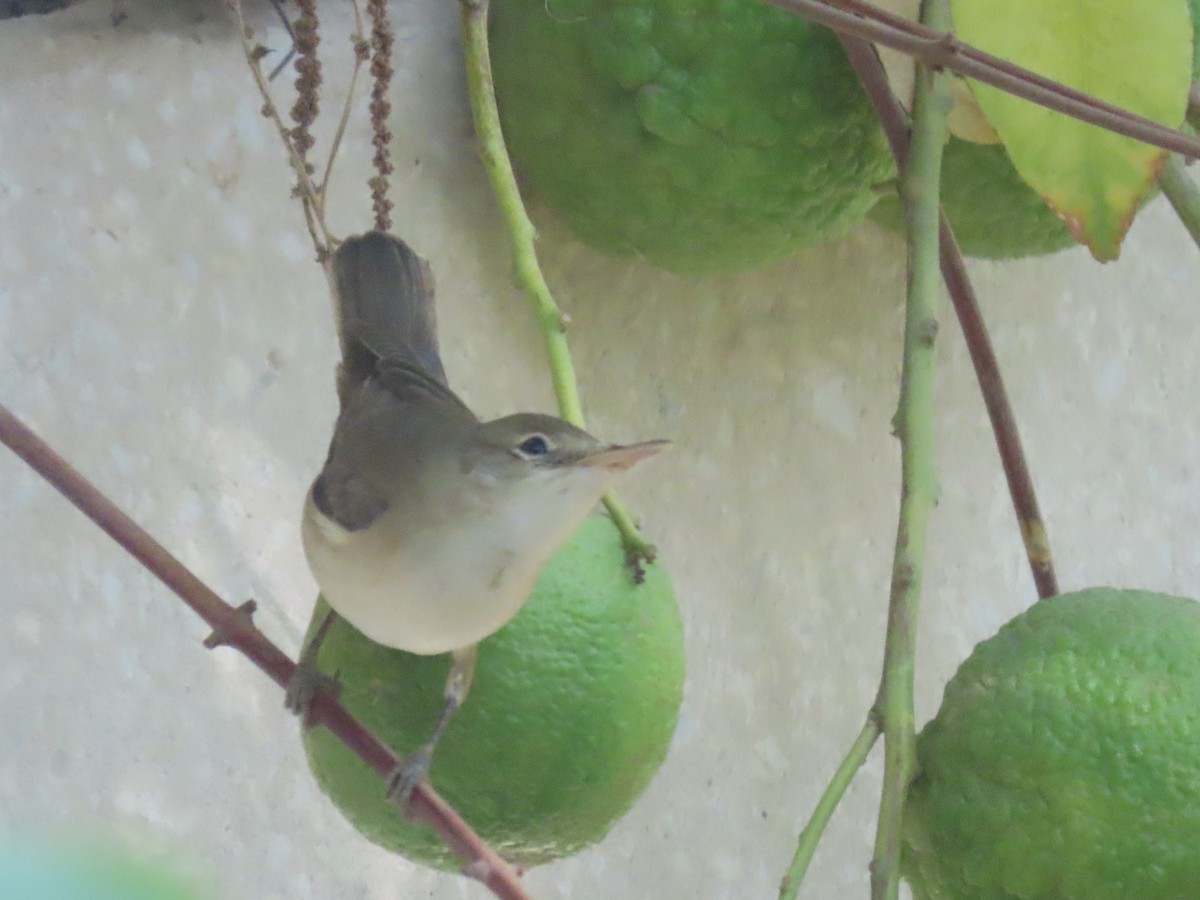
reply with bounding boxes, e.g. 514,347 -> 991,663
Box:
291,231 -> 667,803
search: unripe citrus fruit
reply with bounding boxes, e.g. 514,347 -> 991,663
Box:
489,0 -> 894,274
301,515 -> 685,869
904,587 -> 1200,899
870,137 -> 1078,258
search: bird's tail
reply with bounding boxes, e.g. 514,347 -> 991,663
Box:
328,231 -> 448,394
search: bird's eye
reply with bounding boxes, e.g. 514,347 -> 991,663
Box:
515,434 -> 551,458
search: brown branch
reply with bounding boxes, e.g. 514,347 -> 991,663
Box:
0,403 -> 532,900
837,37 -> 1059,600
765,0 -> 1200,160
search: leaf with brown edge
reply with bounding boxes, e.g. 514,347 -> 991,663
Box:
952,0 -> 1193,260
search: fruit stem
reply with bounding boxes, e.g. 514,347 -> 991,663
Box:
778,715 -> 881,900
456,0 -> 657,569
869,2 -> 952,897
1161,155 -> 1200,249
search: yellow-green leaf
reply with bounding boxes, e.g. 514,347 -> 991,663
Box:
952,0 -> 1192,260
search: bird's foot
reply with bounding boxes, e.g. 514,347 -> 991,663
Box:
284,656 -> 341,728
385,744 -> 434,813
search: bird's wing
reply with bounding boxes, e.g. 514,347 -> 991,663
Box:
315,233 -> 481,534
374,356 -> 477,422
310,365 -> 477,534
310,463 -> 389,533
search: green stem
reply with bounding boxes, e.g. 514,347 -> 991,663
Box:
458,0 -> 582,425
869,0 -> 951,897
837,35 -> 1058,601
457,0 -> 655,565
1161,155 -> 1200,250
778,716 -> 881,900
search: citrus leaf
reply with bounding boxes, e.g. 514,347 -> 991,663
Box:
952,0 -> 1193,260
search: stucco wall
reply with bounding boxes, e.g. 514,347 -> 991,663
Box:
2,1 -> 1198,897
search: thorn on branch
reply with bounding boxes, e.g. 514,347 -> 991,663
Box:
203,599 -> 257,649
462,858 -> 496,883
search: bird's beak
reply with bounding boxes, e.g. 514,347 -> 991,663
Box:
578,439 -> 671,472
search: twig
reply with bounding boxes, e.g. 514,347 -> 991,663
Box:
267,0 -> 298,82
315,0 -> 369,240
868,0 -> 950,894
761,0 -> 1200,160
228,0 -> 371,261
456,0 -> 657,569
0,403 -> 532,900
1161,155 -> 1200,249
778,715 -> 881,900
229,1 -> 329,255
838,37 -> 1059,600
778,32 -> 1063,898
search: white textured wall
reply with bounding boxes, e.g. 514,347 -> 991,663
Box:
2,1 -> 1198,898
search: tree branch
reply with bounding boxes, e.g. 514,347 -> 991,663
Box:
762,0 -> 1200,160
0,403 -> 531,900
778,714 -> 881,900
838,37 -> 1059,600
868,0 -> 951,894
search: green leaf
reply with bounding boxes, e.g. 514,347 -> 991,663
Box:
952,0 -> 1193,260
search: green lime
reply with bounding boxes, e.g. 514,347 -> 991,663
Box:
489,0 -> 895,274
870,137 -> 1078,258
904,587 -> 1200,899
301,515 -> 685,870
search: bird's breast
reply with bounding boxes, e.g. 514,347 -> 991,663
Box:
301,492 -> 538,654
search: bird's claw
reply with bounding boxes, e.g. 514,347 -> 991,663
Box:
385,745 -> 433,812
284,657 -> 341,727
